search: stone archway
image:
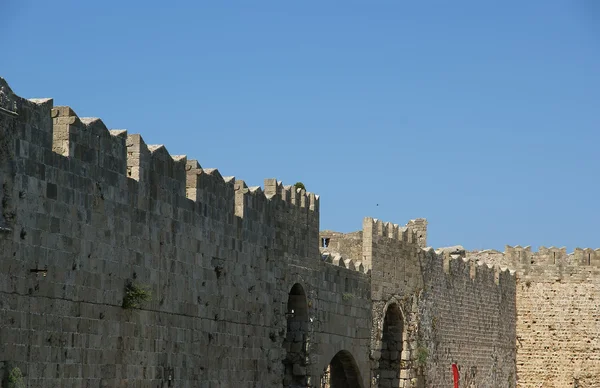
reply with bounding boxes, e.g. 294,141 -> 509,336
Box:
321,350 -> 364,388
376,303 -> 404,388
283,283 -> 309,387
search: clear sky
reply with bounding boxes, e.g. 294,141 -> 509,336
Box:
2,1 -> 599,251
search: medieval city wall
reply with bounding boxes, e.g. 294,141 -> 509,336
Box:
1,76 -> 525,388
420,250 -> 516,387
321,219 -> 517,388
468,246 -> 600,388
0,78 -> 372,388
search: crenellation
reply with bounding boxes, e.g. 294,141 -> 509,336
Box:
343,257 -> 354,270
363,217 -> 425,249
373,218 -> 384,236
470,259 -> 477,279
184,159 -> 203,202
428,245 -> 513,289
281,184 -> 291,204
499,245 -> 600,269
573,247 -> 600,266
51,106 -> 78,157
263,178 -> 280,198
332,254 -> 344,268
248,186 -> 262,193
125,132 -> 151,198
498,267 -> 516,288
289,184 -> 301,207
10,75 -> 595,388
196,167 -> 236,224
299,188 -> 307,208
22,97 -> 54,152
383,221 -> 393,239
320,250 -> 367,275
233,179 -> 247,218
50,108 -> 128,177
407,218 -> 427,247
308,192 -> 318,212
145,145 -> 187,203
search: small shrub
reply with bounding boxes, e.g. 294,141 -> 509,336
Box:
122,280 -> 152,309
342,293 -> 354,301
8,366 -> 25,388
416,345 -> 429,366
294,182 -> 306,191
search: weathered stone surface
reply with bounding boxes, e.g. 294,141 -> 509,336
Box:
469,246 -> 600,388
0,76 -> 520,388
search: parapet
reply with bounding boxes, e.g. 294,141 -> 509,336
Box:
1,77 -> 320,238
232,178 -> 319,221
363,217 -> 427,246
52,106 -> 128,177
1,76 -> 53,150
320,248 -> 368,274
466,246 -> 600,275
263,179 -> 319,212
504,245 -> 600,267
424,247 -> 515,288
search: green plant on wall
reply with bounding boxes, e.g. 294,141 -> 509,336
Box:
342,292 -> 354,301
294,182 -> 306,191
7,366 -> 25,388
122,280 -> 152,309
416,345 -> 429,366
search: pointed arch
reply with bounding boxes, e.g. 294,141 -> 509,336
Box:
374,298 -> 407,388
321,350 -> 364,388
283,283 -> 309,387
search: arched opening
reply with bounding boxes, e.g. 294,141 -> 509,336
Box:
376,303 -> 404,388
283,283 -> 309,387
321,350 -> 364,388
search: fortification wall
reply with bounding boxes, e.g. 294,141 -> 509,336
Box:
363,217 -> 428,387
324,218 -> 516,388
420,250 -> 516,387
468,246 -> 600,388
0,77 -> 372,388
319,230 -> 363,264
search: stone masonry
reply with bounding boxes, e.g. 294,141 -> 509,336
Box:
0,76 -> 521,388
467,247 -> 600,388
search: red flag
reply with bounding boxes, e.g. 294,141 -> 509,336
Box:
452,364 -> 459,388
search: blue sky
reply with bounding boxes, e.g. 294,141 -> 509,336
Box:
2,1 -> 599,251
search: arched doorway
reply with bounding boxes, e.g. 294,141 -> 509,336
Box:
321,350 -> 364,388
376,303 -> 404,388
283,283 -> 309,387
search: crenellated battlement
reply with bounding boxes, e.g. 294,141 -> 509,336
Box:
52,106 -> 129,175
468,245 -> 600,269
0,77 -> 320,241
4,76 -> 598,388
463,245 -> 600,292
263,179 -> 319,212
423,247 -> 515,288
363,217 -> 427,248
320,248 -> 368,274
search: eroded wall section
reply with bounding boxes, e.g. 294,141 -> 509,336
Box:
469,246 -> 600,388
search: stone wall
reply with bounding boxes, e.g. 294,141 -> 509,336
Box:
469,246 -> 600,388
0,77 -> 372,388
0,75 -> 520,388
322,219 -> 517,388
420,251 -> 516,387
363,218 -> 427,388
